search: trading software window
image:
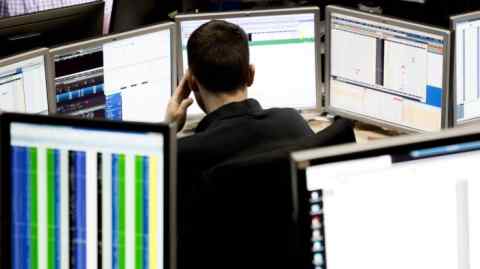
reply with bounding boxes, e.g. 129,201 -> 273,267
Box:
180,13 -> 317,115
10,122 -> 165,268
0,56 -> 49,114
53,30 -> 172,122
329,13 -> 446,131
455,19 -> 480,123
306,145 -> 480,269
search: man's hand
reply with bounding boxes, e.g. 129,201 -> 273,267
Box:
165,73 -> 194,132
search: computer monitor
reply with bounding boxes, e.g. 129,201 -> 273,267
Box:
0,112 -> 176,269
176,7 -> 321,118
0,0 -> 113,34
451,11 -> 480,126
50,22 -> 176,122
109,0 -> 175,33
0,1 -> 104,58
0,49 -> 54,114
291,126 -> 480,269
325,6 -> 451,132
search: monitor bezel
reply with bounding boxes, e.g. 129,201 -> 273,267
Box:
48,21 -> 178,117
450,11 -> 480,127
175,6 -> 323,119
0,1 -> 105,58
0,112 -> 177,269
325,5 -> 452,133
0,0 -> 104,28
0,48 -> 57,115
290,124 -> 480,269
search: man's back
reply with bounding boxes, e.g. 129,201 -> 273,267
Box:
178,99 -> 313,191
177,98 -> 313,269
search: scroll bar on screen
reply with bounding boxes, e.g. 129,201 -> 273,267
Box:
457,180 -> 470,269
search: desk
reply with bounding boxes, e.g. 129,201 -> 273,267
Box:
308,116 -> 403,143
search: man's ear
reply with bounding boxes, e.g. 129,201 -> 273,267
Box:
187,71 -> 199,92
246,64 -> 255,87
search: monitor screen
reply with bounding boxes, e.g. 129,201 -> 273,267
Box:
8,118 -> 168,269
0,51 -> 49,114
453,14 -> 480,125
178,8 -> 319,116
294,130 -> 480,269
52,24 -> 174,122
327,7 -> 450,132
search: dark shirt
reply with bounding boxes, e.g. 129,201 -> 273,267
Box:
178,98 -> 314,191
177,98 -> 314,269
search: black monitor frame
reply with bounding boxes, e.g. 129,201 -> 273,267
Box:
291,125 -> 480,269
0,112 -> 177,269
0,1 -> 104,58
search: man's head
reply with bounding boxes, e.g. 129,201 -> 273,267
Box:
186,20 -> 254,111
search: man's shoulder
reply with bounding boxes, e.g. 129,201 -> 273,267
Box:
178,105 -> 312,152
264,107 -> 303,117
261,107 -> 310,125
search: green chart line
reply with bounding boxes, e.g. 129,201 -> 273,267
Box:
47,149 -> 56,269
119,155 -> 126,269
249,37 -> 315,46
182,37 -> 315,49
135,156 -> 144,269
29,148 -> 39,269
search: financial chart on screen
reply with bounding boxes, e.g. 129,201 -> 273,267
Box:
10,122 -> 165,269
304,142 -> 480,269
0,55 -> 49,114
454,18 -> 480,124
53,28 -> 172,122
328,12 -> 447,131
179,12 -> 318,116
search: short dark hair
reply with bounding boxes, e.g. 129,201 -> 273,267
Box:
187,20 -> 250,93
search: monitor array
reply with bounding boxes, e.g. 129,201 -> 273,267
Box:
2,5 -> 477,133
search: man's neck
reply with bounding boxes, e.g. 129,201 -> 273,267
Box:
203,89 -> 248,114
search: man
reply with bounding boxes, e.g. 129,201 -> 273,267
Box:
0,0 -> 95,17
166,20 -> 314,269
166,20 -> 314,189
